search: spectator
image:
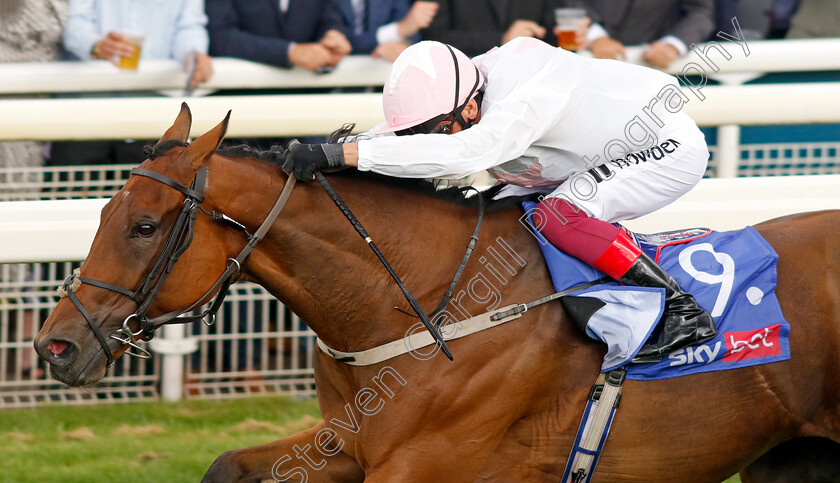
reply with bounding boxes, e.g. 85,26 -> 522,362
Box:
583,0 -> 715,69
338,0 -> 438,62
0,0 -> 67,174
714,0 -> 773,40
207,0 -> 351,72
420,0 -> 563,57
51,0 -> 212,166
62,0 -> 212,88
0,0 -> 68,380
785,0 -> 840,38
768,0 -> 799,38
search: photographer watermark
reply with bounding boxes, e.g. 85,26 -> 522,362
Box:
403,235 -> 527,361
271,366 -> 407,481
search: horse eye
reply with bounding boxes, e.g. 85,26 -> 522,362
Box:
134,223 -> 156,238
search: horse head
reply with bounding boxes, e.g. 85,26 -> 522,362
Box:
34,103 -> 242,386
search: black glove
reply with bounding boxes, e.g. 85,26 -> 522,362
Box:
282,143 -> 346,180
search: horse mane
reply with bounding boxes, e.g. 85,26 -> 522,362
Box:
212,125 -> 539,212
145,139 -> 188,160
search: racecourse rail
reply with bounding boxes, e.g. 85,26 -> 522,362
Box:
2,175 -> 840,401
2,38 -> 840,177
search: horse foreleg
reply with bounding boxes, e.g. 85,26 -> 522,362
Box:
202,422 -> 364,483
740,437 -> 840,483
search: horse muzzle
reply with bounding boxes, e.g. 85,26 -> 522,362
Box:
34,324 -> 114,387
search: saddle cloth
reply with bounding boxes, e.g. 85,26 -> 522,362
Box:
522,201 -> 791,380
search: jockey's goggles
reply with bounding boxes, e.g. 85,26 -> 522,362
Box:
395,112 -> 452,136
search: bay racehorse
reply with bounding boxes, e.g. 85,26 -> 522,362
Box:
35,105 -> 840,482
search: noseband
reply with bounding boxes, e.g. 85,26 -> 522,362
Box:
59,166 -> 297,367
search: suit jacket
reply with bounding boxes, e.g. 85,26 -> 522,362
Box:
786,0 -> 840,39
207,0 -> 346,67
338,0 -> 417,54
421,0 -> 563,57
585,0 -> 714,47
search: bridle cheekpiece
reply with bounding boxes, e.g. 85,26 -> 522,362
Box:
59,165 -> 297,367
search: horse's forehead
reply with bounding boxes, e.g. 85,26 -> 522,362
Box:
103,175 -> 181,220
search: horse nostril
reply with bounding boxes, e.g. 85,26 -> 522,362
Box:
43,339 -> 78,366
49,340 -> 70,356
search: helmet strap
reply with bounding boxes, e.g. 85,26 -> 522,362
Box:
442,44 -> 482,133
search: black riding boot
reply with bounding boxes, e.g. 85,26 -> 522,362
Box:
620,253 -> 717,362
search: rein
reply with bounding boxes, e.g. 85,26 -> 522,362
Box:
315,172 -> 485,361
59,166 -> 297,367
62,158 -> 481,368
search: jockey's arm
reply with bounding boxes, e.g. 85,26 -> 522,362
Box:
343,143 -> 360,167
283,90 -> 557,180
350,93 -> 554,180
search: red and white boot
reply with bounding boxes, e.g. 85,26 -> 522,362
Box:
592,230 -> 717,362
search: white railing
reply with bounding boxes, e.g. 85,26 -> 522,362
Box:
2,82 -> 839,138
0,93 -> 384,140
2,39 -> 838,95
1,175 -> 838,403
2,38 -> 839,177
3,175 -> 838,264
2,82 -> 839,179
0,56 -> 392,94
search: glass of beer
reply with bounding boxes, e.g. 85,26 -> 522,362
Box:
118,33 -> 144,70
554,8 -> 586,51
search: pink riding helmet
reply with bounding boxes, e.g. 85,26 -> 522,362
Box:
377,41 -> 485,134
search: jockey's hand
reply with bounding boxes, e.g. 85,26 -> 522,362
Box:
282,143 -> 346,180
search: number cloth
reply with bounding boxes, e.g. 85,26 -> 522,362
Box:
525,202 -> 791,379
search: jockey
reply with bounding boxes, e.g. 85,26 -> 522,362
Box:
283,38 -> 716,361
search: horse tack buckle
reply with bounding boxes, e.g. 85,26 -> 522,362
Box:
109,314 -> 152,360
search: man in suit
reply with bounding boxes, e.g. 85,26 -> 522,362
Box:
786,0 -> 840,38
583,0 -> 715,68
338,0 -> 438,61
207,0 -> 351,71
420,0 -> 564,57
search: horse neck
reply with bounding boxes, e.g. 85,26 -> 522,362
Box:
276,176 -> 493,352
207,157 -> 530,352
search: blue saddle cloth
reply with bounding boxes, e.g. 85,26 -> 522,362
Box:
522,201 -> 791,381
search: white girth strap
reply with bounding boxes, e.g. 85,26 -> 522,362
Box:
316,303 -> 523,366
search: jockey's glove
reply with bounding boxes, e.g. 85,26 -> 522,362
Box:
282,143 -> 345,180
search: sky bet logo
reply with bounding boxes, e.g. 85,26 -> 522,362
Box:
668,324 -> 782,367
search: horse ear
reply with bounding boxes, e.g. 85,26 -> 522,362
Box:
187,110 -> 230,168
159,102 -> 192,144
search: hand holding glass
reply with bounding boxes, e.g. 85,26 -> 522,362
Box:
554,8 -> 587,51
118,33 -> 144,70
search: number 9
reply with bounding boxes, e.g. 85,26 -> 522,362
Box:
677,243 -> 734,318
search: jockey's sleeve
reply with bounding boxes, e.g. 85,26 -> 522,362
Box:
357,90 -> 559,179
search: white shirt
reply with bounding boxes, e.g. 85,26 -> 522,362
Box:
357,37 -> 687,186
63,0 -> 208,63
349,0 -> 403,44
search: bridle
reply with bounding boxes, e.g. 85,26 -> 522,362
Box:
59,165 -> 297,367
60,152 -> 482,367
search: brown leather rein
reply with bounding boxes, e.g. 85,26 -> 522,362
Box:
63,158 -> 484,368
